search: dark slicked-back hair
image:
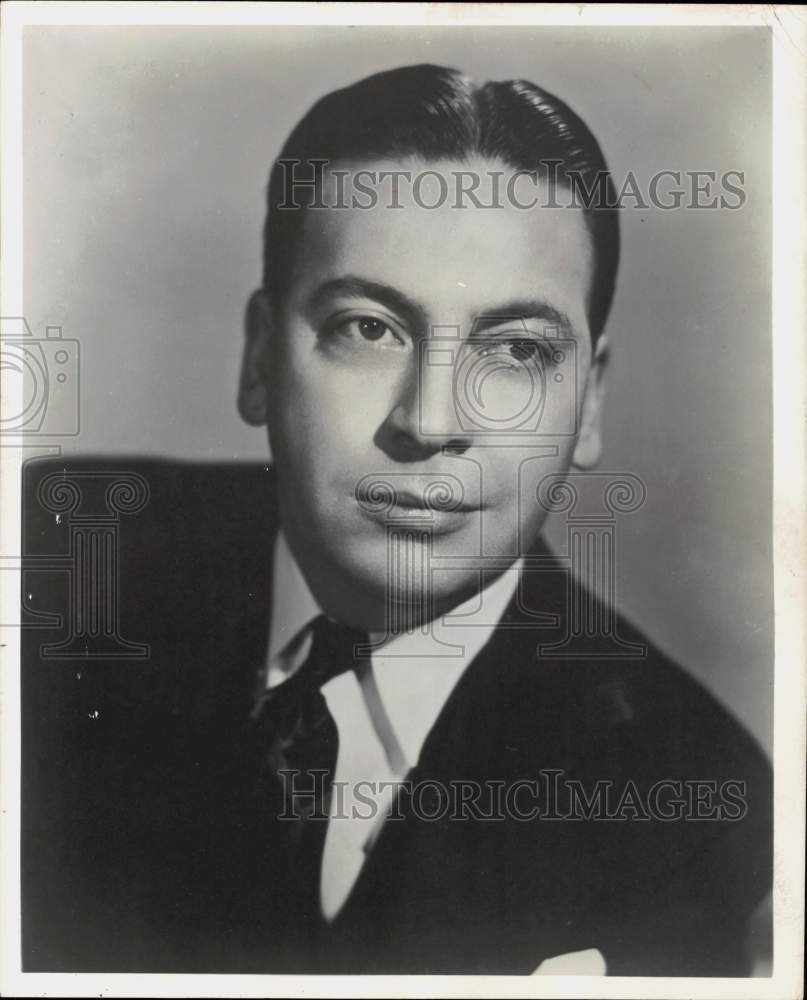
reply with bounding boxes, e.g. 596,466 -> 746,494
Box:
263,64 -> 619,344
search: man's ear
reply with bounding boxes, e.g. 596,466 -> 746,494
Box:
238,289 -> 273,426
571,335 -> 609,469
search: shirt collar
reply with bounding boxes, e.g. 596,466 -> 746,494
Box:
268,528 -> 522,769
369,560 -> 522,769
267,530 -> 322,667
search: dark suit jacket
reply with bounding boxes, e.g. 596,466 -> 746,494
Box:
21,457 -> 772,975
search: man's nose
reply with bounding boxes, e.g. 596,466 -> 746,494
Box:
381,348 -> 474,458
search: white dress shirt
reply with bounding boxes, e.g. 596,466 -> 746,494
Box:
264,531 -> 522,921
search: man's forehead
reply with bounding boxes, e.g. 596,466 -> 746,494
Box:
289,158 -> 594,332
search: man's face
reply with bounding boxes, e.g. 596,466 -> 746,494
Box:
242,157 -> 605,628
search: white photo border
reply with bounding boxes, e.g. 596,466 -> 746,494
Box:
1,4 -> 804,998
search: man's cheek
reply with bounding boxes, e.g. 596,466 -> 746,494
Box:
317,383 -> 397,435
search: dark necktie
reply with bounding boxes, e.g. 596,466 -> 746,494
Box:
249,614 -> 369,874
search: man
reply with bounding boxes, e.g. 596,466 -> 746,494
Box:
21,64 -> 771,975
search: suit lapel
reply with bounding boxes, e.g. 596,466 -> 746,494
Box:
321,548 -> 612,972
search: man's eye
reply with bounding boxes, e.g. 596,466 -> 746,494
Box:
356,317 -> 391,341
508,339 -> 541,362
330,316 -> 401,345
476,338 -> 547,363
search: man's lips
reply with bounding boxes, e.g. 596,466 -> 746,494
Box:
353,477 -> 481,514
390,488 -> 479,513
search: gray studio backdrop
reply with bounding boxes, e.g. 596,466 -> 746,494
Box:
22,25 -> 772,752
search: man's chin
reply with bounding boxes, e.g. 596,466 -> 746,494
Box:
322,535 -> 494,622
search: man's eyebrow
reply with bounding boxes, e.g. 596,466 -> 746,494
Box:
306,278 -> 576,339
306,276 -> 428,329
470,301 -> 575,338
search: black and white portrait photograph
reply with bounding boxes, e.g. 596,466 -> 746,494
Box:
1,3 -> 805,997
